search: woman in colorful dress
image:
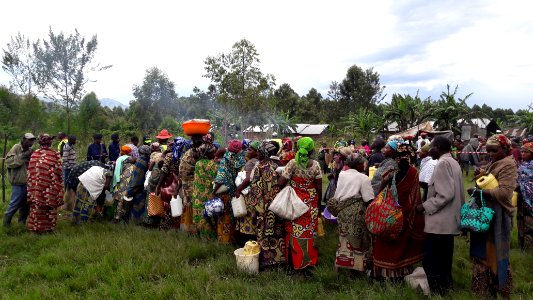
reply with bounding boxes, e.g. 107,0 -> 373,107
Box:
26,134 -> 64,233
249,141 -> 285,267
371,142 -> 425,280
191,143 -> 218,239
278,137 -> 323,270
517,142 -> 533,249
235,140 -> 261,244
370,138 -> 401,196
327,153 -> 374,273
469,134 -> 517,298
213,140 -> 246,244
73,165 -> 113,224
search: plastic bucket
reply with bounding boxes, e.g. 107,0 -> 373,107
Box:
368,166 -> 377,180
234,248 -> 259,274
476,174 -> 499,190
323,207 -> 338,224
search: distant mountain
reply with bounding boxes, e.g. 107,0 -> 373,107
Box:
100,98 -> 128,109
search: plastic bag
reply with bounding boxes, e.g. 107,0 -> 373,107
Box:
269,186 -> 308,220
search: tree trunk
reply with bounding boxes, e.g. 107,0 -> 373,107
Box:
2,133 -> 8,202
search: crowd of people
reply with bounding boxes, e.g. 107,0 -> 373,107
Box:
2,127 -> 532,298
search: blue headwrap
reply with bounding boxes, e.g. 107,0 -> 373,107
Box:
242,139 -> 251,151
387,140 -> 399,151
172,137 -> 187,162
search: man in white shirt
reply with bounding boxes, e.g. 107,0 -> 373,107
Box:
419,144 -> 438,202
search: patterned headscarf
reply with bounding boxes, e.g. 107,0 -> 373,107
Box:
228,140 -> 243,154
203,133 -> 214,144
138,145 -> 151,156
486,134 -> 512,151
258,141 -> 277,159
522,142 -> 533,154
198,142 -> 217,159
250,140 -> 261,151
295,137 -> 314,168
394,142 -> 416,164
346,153 -> 364,166
242,139 -> 251,150
120,145 -> 132,155
172,137 -> 187,162
339,147 -> 353,158
38,134 -> 53,147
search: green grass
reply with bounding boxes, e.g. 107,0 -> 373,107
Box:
0,176 -> 532,299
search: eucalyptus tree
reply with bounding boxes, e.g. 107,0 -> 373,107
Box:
1,33 -> 37,97
33,28 -> 111,133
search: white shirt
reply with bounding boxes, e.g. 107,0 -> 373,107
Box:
419,156 -> 438,183
333,169 -> 374,202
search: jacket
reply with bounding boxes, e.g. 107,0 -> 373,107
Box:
422,153 -> 465,235
5,143 -> 31,185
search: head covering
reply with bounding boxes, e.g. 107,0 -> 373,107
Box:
387,140 -> 399,151
394,142 -> 416,164
156,129 -> 173,139
23,133 -> 36,140
143,135 -> 152,145
486,134 -> 512,151
203,133 -> 214,144
38,134 -> 53,147
334,139 -> 347,148
150,142 -> 161,152
339,147 -> 353,158
138,145 -> 151,156
172,137 -> 187,162
228,140 -> 243,154
295,137 -> 314,168
258,141 -> 277,159
282,138 -> 293,151
120,145 -> 132,155
250,140 -> 261,151
421,143 -> 431,152
522,142 -> 533,153
198,142 -> 217,158
242,139 -> 251,150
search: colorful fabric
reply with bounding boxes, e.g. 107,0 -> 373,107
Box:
228,139 -> 243,154
62,143 -> 76,170
282,159 -> 322,269
236,158 -> 259,235
78,166 -> 108,200
486,134 -> 512,151
120,145 -> 132,155
112,159 -> 135,201
214,150 -> 246,197
172,137 -> 187,163
372,166 -> 425,279
295,137 -> 314,168
471,260 -> 512,298
179,148 -> 201,232
26,146 -> 63,232
113,155 -> 129,189
38,134 -> 53,147
517,192 -> 533,249
249,159 -> 285,266
73,182 -> 96,223
258,140 -> 277,159
370,157 -> 398,196
216,192 -> 236,244
518,160 -> 533,212
523,142 -> 533,153
160,152 -> 179,175
192,159 -> 219,239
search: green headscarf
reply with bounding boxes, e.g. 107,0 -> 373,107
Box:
295,137 -> 314,168
250,140 -> 261,151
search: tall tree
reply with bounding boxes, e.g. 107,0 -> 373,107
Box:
272,83 -> 299,118
33,28 -> 111,133
77,92 -> 107,138
339,65 -> 385,112
204,39 -> 275,133
509,103 -> 533,134
131,67 -> 178,133
1,33 -> 37,96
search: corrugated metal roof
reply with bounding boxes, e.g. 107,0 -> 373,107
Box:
243,124 -> 328,135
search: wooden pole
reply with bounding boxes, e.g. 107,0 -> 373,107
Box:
2,133 -> 8,202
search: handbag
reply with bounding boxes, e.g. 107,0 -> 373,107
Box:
460,189 -> 494,233
231,196 -> 247,218
268,186 -> 308,220
364,174 -> 403,239
148,193 -> 165,217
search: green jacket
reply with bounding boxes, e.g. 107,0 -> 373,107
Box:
6,143 -> 31,185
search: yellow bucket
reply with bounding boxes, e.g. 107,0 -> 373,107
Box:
512,191 -> 518,207
368,166 -> 377,180
476,174 -> 499,190
243,241 -> 260,255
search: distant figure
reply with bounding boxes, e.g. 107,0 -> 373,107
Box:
57,132 -> 68,156
418,144 -> 438,202
62,135 -> 77,183
108,133 -> 120,162
3,133 -> 36,227
87,133 -> 108,163
125,136 -> 140,159
156,129 -> 173,151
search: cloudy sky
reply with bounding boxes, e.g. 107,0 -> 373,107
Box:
1,0 -> 531,110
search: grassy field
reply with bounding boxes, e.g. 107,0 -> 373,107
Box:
0,175 -> 532,299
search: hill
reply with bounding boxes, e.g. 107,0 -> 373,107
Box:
100,98 -> 128,109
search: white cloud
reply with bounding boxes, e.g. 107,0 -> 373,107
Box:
1,0 -> 532,110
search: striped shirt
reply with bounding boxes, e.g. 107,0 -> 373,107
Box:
62,143 -> 77,170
